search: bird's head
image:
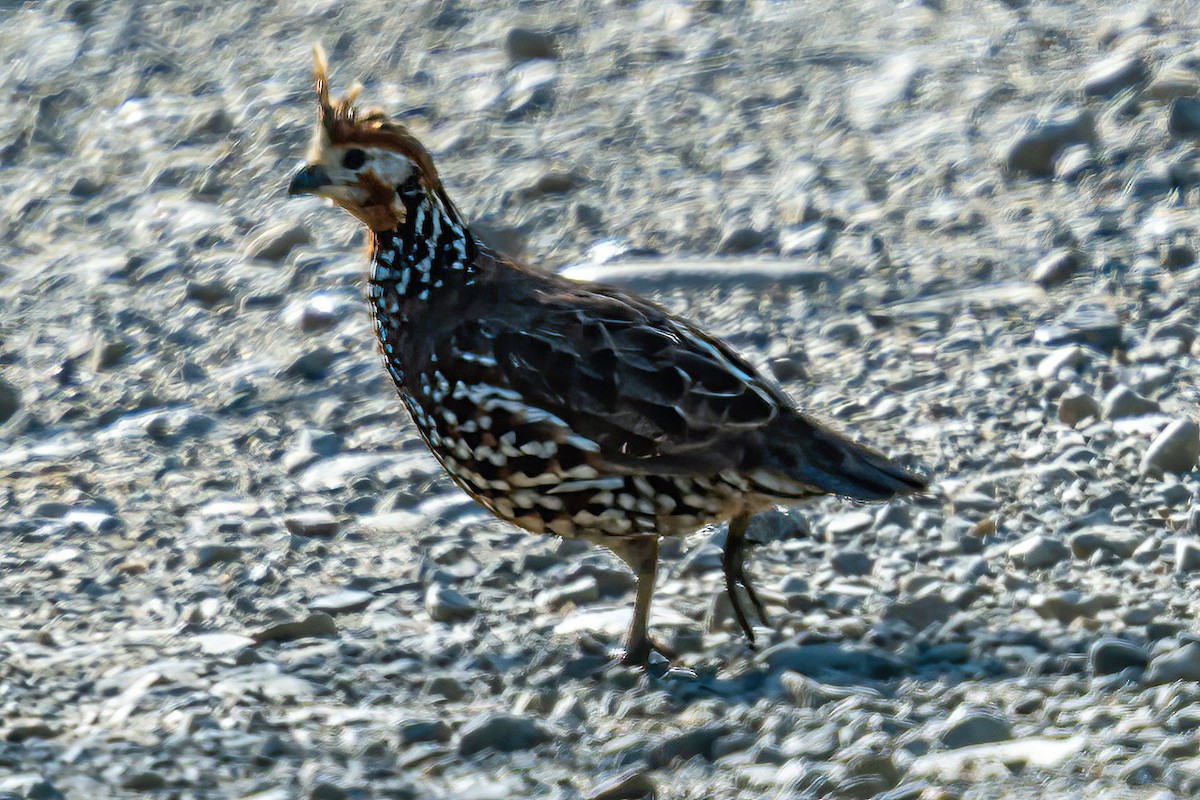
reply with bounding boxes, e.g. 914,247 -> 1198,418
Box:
288,46 -> 449,232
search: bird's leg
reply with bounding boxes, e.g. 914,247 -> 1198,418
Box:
723,513 -> 770,647
609,536 -> 673,665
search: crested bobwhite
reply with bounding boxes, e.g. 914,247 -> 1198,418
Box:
287,48 -> 929,665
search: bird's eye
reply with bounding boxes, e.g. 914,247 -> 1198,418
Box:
342,148 -> 367,170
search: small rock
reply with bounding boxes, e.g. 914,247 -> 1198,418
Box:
425,584 -> 475,622
1145,642 -> 1200,685
830,549 -> 873,576
1035,304 -> 1122,351
90,336 -> 131,371
1175,539 -> 1200,572
940,710 -> 1012,749
585,770 -> 656,800
1036,346 -> 1089,380
536,576 -> 600,610
717,226 -> 767,254
399,719 -> 452,745
458,713 -> 553,756
883,591 -> 956,630
1030,590 -> 1107,623
826,511 -> 875,539
253,612 -> 338,644
283,346 -> 336,380
648,725 -> 729,768
1141,420 -> 1200,476
1089,638 -> 1149,675
193,544 -> 245,570
284,510 -> 340,538
1082,53 -> 1149,97
1005,111 -> 1096,177
0,377 -> 19,426
309,590 -> 373,615
4,720 -> 59,742
1008,535 -> 1069,569
1069,526 -> 1146,560
1102,385 -> 1160,419
504,27 -> 558,63
1169,98 -> 1200,139
186,279 -> 232,307
1031,248 -> 1083,288
246,221 -> 310,261
122,771 -> 167,791
1058,388 -> 1100,426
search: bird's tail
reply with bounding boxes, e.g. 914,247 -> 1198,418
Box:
756,413 -> 930,502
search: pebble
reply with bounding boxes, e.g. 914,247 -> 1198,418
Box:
882,591 -> 956,630
283,346 -> 336,380
1005,112 -> 1096,177
1036,346 -> 1089,380
283,510 -> 340,538
399,719 -> 452,745
648,725 -> 729,768
1069,527 -> 1146,560
1035,304 -> 1123,351
940,710 -> 1013,749
1089,638 -> 1150,675
830,549 -> 873,576
504,28 -> 558,63
1141,420 -> 1200,476
0,377 -> 19,426
252,612 -> 337,643
1175,539 -> 1200,572
425,584 -> 475,622
585,770 -> 656,800
457,713 -> 554,756
193,543 -> 245,570
1030,248 -> 1083,288
1145,642 -> 1200,685
308,589 -> 373,615
1102,385 -> 1160,419
1008,535 -> 1070,569
536,576 -> 600,610
1169,98 -> 1200,139
1082,54 -> 1149,97
245,221 -> 310,262
1058,388 -> 1100,427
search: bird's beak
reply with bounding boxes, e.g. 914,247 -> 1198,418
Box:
288,163 -> 332,196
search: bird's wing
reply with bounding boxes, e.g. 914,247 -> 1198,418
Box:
439,281 -> 784,478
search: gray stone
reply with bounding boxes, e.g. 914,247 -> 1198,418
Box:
882,591 -> 956,630
425,584 -> 475,622
830,549 -> 873,576
283,346 -> 336,380
1082,54 -> 1149,97
585,770 -> 656,800
1036,346 -> 1089,380
1168,98 -> 1200,139
284,510 -> 340,538
253,612 -> 337,643
399,719 -> 452,745
1058,388 -> 1100,427
1008,535 -> 1069,569
717,226 -> 768,254
1102,385 -> 1160,419
193,543 -> 245,570
1175,539 -> 1200,572
0,377 -> 19,426
245,221 -> 310,261
504,28 -> 557,63
458,713 -> 553,756
940,710 -> 1012,749
648,724 -> 729,768
3,720 -> 58,743
1089,638 -> 1149,675
1005,112 -> 1096,177
536,576 -> 600,610
185,279 -> 232,307
1035,304 -> 1122,351
1142,420 -> 1200,476
1031,249 -> 1083,288
1146,642 -> 1200,685
1069,526 -> 1147,560
1030,591 -> 1112,623
309,589 -> 373,615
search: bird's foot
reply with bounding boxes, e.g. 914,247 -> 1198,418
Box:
723,525 -> 771,648
617,635 -> 677,668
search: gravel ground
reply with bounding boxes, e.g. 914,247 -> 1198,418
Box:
5,0 -> 1200,797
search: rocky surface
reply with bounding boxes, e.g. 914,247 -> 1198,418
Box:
3,0 -> 1200,798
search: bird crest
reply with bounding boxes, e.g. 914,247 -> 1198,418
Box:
306,45 -> 442,188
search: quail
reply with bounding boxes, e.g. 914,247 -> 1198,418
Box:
287,48 -> 929,664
